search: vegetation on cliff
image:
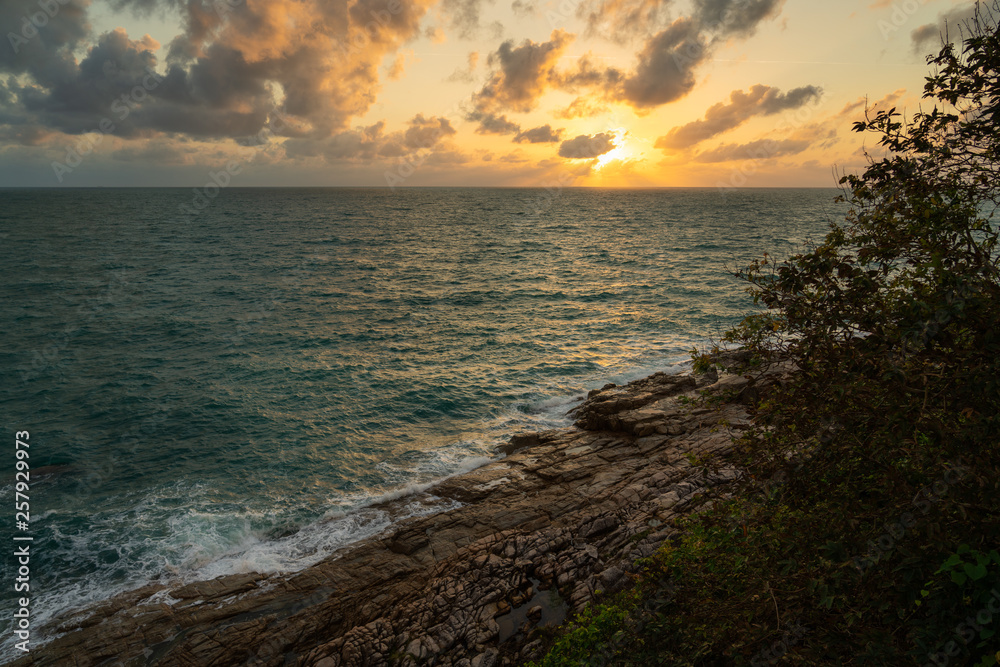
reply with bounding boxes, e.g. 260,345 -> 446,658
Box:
535,3 -> 1000,664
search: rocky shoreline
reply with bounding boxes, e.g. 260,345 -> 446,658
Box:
15,359 -> 779,666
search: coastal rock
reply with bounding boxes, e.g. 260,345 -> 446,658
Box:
14,367 -> 771,667
570,372 -> 697,433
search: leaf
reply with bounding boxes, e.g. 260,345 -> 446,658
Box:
951,570 -> 968,586
940,554 -> 963,571
965,562 -> 988,581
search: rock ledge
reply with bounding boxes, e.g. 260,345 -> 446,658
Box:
16,364 -> 782,666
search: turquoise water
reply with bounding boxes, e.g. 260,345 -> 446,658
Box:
0,187 -> 845,654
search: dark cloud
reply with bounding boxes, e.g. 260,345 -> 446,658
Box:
11,28 -> 170,136
323,123 -> 387,160
527,19 -> 706,112
514,124 -> 562,143
911,4 -> 978,51
693,137 -> 811,162
617,18 -> 707,109
1,0 -> 436,142
693,0 -> 785,37
469,111 -> 520,135
564,0 -> 785,110
1,0 -> 91,87
470,30 -> 573,114
655,84 -> 821,150
558,132 -> 615,158
404,114 -> 457,149
580,0 -> 781,46
557,54 -> 619,91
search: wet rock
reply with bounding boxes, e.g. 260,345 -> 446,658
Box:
498,432 -> 540,455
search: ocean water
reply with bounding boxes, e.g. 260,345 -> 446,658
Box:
0,187 -> 846,655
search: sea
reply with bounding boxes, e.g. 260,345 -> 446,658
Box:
0,187 -> 847,657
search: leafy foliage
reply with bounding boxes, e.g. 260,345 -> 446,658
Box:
535,4 -> 1000,665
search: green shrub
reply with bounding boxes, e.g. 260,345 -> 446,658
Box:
536,4 -> 1000,664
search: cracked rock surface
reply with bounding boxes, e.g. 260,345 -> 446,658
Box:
16,365 -> 775,666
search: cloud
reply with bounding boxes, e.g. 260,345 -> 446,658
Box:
581,0 -> 782,44
469,111 -> 520,135
499,150 -> 529,162
556,54 -> 619,91
693,137 -> 811,162
580,0 -> 677,43
0,124 -> 55,146
693,0 -> 785,37
0,0 -> 91,85
554,96 -> 609,119
911,4 -> 978,51
404,114 -> 457,149
439,0 -> 498,39
514,124 -> 563,143
565,0 -> 786,111
447,51 -> 480,83
655,84 -> 822,150
110,140 -> 194,164
616,18 -> 707,109
1,0 -> 438,143
558,132 -> 616,158
281,122 -> 384,161
386,50 -> 412,80
282,114 -> 456,163
470,30 -> 573,114
510,0 -> 536,16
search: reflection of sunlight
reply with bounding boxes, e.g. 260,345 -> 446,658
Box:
595,128 -> 633,170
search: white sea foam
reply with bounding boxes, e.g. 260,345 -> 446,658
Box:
0,457 -> 480,662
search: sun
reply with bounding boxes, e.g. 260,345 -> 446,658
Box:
594,128 -> 634,170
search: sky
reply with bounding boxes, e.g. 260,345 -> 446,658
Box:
0,0 -> 979,187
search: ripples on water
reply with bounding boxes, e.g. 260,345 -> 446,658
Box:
0,187 -> 846,653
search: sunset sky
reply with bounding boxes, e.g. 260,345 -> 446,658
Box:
0,0 -> 977,187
